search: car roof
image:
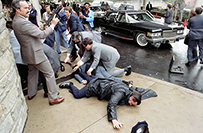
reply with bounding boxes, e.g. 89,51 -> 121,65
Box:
118,10 -> 144,14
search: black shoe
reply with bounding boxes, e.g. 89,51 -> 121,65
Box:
55,73 -> 59,78
125,65 -> 131,76
185,62 -> 191,67
60,65 -> 65,72
28,94 -> 36,100
44,93 -> 48,98
128,80 -> 133,85
59,82 -> 73,88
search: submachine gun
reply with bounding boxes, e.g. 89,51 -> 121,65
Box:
41,5 -> 63,28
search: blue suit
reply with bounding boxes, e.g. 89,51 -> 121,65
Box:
68,13 -> 84,34
187,14 -> 203,62
29,7 -> 38,26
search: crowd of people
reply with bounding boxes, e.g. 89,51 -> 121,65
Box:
4,0 -> 142,130
8,0 -> 203,131
164,0 -> 186,24
2,0 -> 202,131
146,1 -> 186,24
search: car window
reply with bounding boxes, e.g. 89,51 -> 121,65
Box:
118,14 -> 126,22
90,6 -> 101,11
127,13 -> 153,23
108,12 -> 117,20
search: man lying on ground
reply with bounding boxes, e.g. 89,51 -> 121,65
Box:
59,71 -> 141,129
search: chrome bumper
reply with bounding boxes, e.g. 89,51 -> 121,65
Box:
146,34 -> 186,44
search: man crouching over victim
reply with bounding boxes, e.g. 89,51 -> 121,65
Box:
59,71 -> 141,129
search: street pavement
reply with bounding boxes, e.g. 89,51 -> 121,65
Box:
23,49 -> 203,133
100,24 -> 203,94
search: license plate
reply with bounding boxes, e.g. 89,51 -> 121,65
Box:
169,40 -> 175,43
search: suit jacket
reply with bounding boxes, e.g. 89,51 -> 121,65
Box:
12,14 -> 54,64
146,4 -> 152,11
67,31 -> 101,56
82,42 -> 120,71
43,43 -> 60,73
164,9 -> 172,24
68,13 -> 84,34
29,7 -> 38,26
187,14 -> 203,40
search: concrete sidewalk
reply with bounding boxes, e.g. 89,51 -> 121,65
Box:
23,52 -> 203,133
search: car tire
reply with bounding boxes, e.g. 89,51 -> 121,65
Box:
134,33 -> 148,47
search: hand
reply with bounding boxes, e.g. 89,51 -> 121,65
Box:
82,80 -> 87,85
86,70 -> 92,76
73,66 -> 79,71
51,15 -> 59,27
79,14 -> 83,18
40,23 -> 45,30
77,60 -> 82,66
112,120 -> 124,129
64,56 -> 70,63
66,32 -> 69,36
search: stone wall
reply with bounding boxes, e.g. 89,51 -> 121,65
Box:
0,1 -> 28,133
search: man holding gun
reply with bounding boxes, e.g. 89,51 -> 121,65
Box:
12,0 -> 65,105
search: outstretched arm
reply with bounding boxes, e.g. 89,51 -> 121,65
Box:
107,92 -> 125,129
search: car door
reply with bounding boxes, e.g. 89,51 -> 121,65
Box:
114,13 -> 133,36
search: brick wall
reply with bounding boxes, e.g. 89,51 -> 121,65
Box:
0,1 -> 28,133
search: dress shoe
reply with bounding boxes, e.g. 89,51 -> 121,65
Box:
28,94 -> 36,100
60,65 -> 65,72
58,52 -> 61,54
128,80 -> 133,85
44,93 -> 48,98
125,65 -> 132,76
49,97 -> 65,105
59,82 -> 73,89
185,62 -> 191,67
55,73 -> 59,78
71,55 -> 78,62
200,59 -> 203,64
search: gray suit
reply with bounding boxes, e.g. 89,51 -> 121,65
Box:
12,14 -> 58,100
67,31 -> 101,57
172,3 -> 178,21
179,3 -> 185,21
187,14 -> 203,62
165,9 -> 172,24
82,42 -> 124,77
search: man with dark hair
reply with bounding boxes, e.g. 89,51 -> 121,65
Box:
59,71 -> 141,129
79,2 -> 94,31
146,1 -> 153,12
64,6 -> 84,34
12,0 -> 64,105
75,37 -> 131,77
64,31 -> 101,63
186,7 -> 203,66
164,4 -> 172,24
